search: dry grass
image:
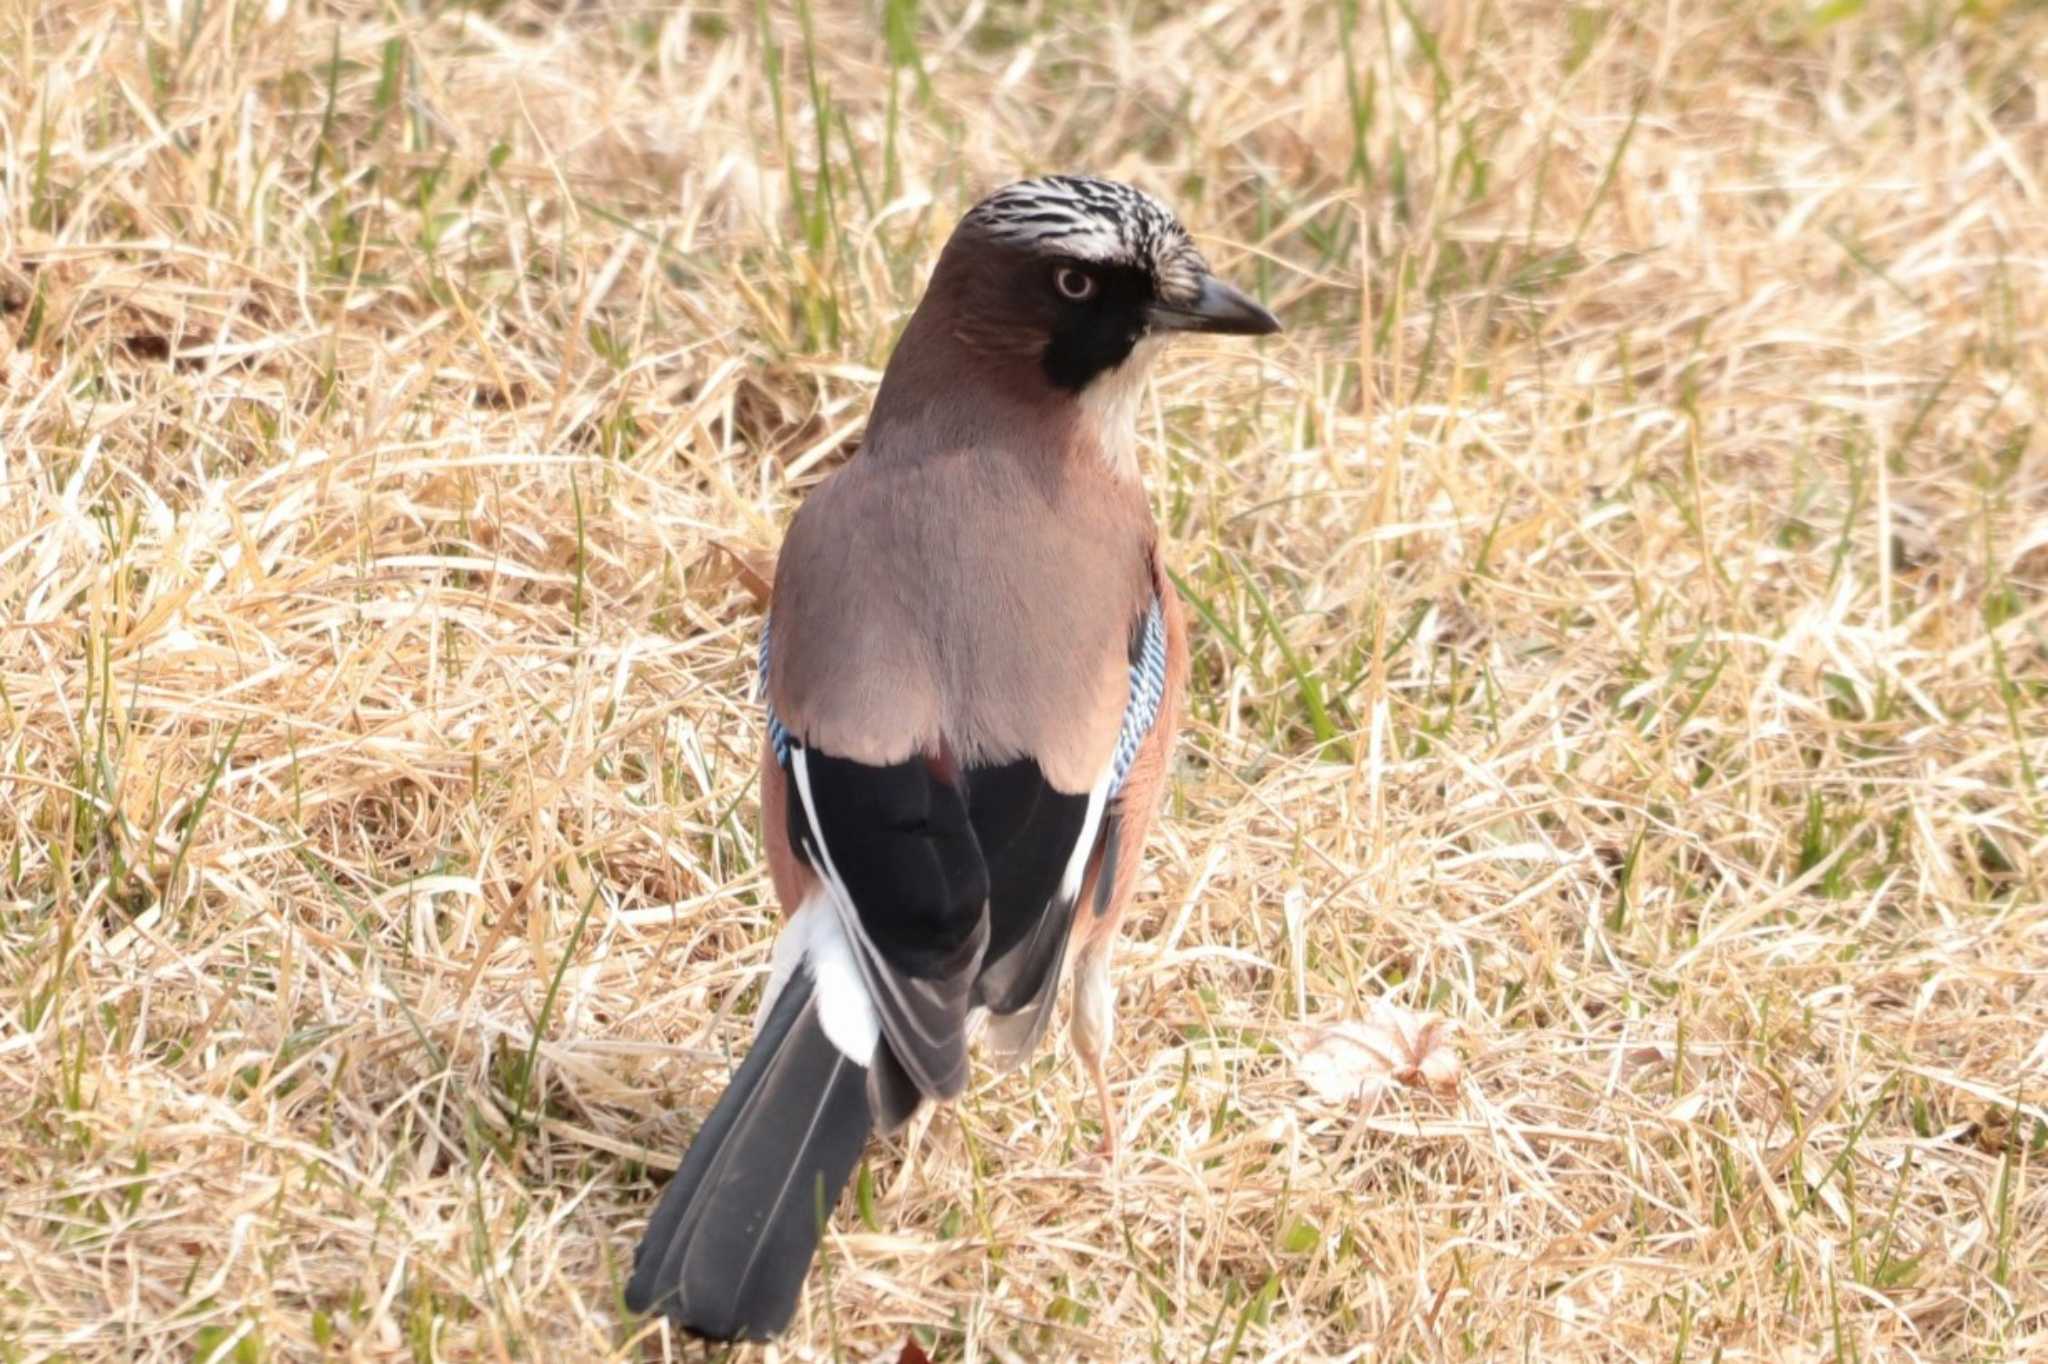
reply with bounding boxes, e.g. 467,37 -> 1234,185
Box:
4,0 -> 2045,1359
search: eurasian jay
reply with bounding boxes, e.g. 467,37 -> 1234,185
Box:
624,174 -> 1280,1341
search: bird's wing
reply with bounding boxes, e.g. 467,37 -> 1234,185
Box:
975,591 -> 1173,1065
781,741 -> 994,1101
768,702 -> 1117,1106
759,463 -> 1150,1108
765,594 -> 1174,1091
974,548 -> 1187,1056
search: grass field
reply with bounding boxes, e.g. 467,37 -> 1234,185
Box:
4,1 -> 2046,1359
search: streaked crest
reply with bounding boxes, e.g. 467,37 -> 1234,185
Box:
963,174 -> 1209,303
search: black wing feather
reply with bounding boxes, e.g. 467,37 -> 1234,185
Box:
969,757 -> 1092,1014
787,746 -> 988,1099
786,745 -> 1099,1097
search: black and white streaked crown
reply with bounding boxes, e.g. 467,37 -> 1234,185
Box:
963,174 -> 1209,303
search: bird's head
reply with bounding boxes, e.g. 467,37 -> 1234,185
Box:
870,176 -> 1277,470
939,175 -> 1280,396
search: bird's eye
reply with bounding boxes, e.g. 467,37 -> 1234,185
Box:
1053,266 -> 1098,302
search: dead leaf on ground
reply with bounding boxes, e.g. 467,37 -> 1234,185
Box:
1295,997 -> 1462,1108
705,539 -> 776,609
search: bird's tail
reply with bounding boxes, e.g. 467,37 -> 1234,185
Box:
624,969 -> 873,1341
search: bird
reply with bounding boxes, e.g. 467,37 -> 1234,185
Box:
624,173 -> 1280,1342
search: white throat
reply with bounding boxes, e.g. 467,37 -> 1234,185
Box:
1078,334 -> 1165,481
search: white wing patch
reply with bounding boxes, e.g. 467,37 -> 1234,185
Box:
763,890 -> 881,1064
788,743 -> 965,1073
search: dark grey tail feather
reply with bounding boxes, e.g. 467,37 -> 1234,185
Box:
866,1040 -> 924,1133
980,919 -> 1074,1070
625,970 -> 873,1341
1090,811 -> 1122,918
973,887 -> 1074,1018
978,820 -> 1113,1072
847,905 -> 986,1101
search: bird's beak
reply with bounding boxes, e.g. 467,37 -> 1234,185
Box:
1146,274 -> 1282,336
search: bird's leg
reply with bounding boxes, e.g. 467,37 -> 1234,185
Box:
1071,937 -> 1120,1166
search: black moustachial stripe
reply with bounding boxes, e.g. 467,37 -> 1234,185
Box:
1042,262 -> 1153,392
